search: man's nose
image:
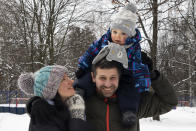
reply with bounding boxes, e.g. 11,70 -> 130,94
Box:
104,80 -> 112,88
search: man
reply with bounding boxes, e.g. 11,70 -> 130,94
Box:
85,58 -> 178,131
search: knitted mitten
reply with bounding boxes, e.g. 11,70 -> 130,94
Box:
65,94 -> 86,121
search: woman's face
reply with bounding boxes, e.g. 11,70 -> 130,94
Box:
58,74 -> 75,100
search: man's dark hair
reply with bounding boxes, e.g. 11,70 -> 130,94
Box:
91,58 -> 123,77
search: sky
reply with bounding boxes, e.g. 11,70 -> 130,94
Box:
0,107 -> 195,131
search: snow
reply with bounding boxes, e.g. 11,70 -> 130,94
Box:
140,107 -> 196,131
0,104 -> 25,107
0,107 -> 195,131
0,113 -> 29,131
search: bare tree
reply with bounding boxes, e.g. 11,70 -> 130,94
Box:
0,0 -> 95,95
159,0 -> 196,106
0,0 -> 26,92
18,0 -> 83,70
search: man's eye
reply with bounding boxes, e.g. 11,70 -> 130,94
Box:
111,77 -> 116,80
100,77 -> 106,80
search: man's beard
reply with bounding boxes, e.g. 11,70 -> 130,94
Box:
97,85 -> 117,98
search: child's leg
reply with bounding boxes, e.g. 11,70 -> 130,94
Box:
117,83 -> 140,113
73,70 -> 96,98
117,69 -> 140,127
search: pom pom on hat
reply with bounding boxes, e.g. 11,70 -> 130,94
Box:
124,2 -> 137,13
111,3 -> 138,37
18,73 -> 34,96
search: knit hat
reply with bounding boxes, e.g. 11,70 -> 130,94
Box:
110,3 -> 137,37
18,65 -> 68,100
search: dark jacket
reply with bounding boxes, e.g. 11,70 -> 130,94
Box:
27,96 -> 89,131
85,72 -> 178,131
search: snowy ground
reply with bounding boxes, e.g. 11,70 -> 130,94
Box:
0,107 -> 195,131
140,107 -> 196,131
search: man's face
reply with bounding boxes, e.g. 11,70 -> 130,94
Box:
91,67 -> 119,98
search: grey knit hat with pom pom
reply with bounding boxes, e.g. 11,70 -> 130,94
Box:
111,3 -> 138,37
18,65 -> 67,100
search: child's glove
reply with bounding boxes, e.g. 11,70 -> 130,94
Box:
122,111 -> 137,127
75,68 -> 86,79
150,70 -> 160,81
141,51 -> 153,71
65,94 -> 86,121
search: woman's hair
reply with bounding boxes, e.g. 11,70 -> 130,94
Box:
53,93 -> 70,127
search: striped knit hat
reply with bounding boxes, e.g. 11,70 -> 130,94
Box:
18,65 -> 67,100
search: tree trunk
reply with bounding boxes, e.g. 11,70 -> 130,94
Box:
151,0 -> 160,121
151,0 -> 158,70
153,115 -> 160,121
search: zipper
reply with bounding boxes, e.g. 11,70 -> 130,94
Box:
106,104 -> 110,131
104,98 -> 110,131
104,95 -> 116,131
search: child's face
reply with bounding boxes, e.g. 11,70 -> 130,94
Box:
111,29 -> 128,45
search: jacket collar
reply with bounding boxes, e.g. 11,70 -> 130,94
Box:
96,92 -> 117,103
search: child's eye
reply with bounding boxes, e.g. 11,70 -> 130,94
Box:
121,32 -> 126,35
112,30 -> 117,34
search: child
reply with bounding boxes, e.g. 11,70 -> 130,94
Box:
18,65 -> 89,131
74,3 -> 151,127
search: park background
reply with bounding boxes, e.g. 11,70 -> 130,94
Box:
0,0 -> 196,129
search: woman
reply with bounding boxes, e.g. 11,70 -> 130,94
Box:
18,65 -> 89,131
